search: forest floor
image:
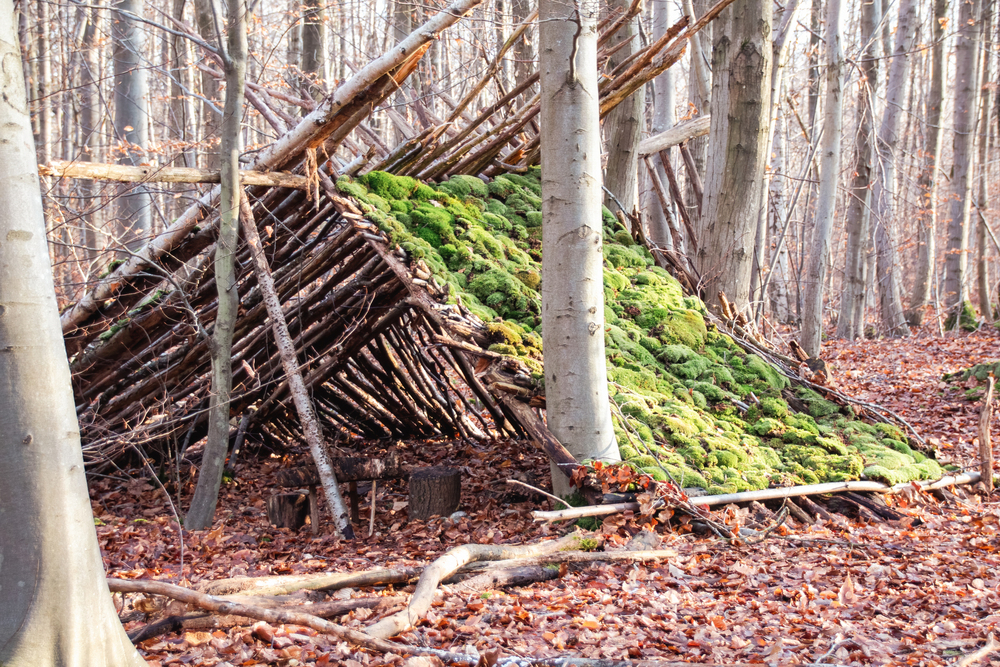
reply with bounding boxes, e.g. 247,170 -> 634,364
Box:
97,325 -> 1000,667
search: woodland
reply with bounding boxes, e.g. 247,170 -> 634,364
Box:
2,0 -> 1000,662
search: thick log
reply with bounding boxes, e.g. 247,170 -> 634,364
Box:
41,160 -> 310,189
276,455 -> 410,488
266,493 -> 310,530
408,467 -> 461,521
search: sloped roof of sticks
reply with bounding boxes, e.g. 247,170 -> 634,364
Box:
61,0 -> 732,475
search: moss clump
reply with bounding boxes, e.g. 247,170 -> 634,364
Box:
944,300 -> 978,332
336,168 -> 943,493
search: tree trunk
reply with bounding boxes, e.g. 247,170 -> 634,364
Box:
835,0 -> 880,340
682,0 -> 711,226
540,0 -> 619,497
697,0 -> 772,316
975,4 -> 994,323
800,0 -> 843,357
643,0 -> 676,251
408,467 -> 462,521
79,2 -> 103,268
301,0 -> 328,97
906,0 -> 948,327
111,0 -> 152,248
942,0 -> 983,324
186,0 -> 248,531
193,0 -> 221,170
0,0 -> 143,660
170,0 -> 196,170
510,0 -> 534,104
601,0 -> 643,220
767,111 -> 792,322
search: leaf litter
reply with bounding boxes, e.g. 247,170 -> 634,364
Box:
98,328 -> 1000,666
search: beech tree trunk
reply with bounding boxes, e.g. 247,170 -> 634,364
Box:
975,5 -> 994,323
0,0 -> 143,660
539,0 -> 619,497
186,0 -> 248,531
867,0 -> 915,339
111,0 -> 152,247
800,0 -> 843,357
644,0 -> 676,251
942,0 -> 983,323
602,0 -> 643,220
193,0 -> 221,170
767,111 -> 793,322
698,0 -> 772,316
682,0 -> 711,226
907,0 -> 948,327
835,0 -> 880,340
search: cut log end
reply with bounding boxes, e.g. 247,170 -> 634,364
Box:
408,466 -> 461,522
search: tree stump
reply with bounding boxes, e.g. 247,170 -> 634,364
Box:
408,467 -> 461,521
266,492 -> 310,530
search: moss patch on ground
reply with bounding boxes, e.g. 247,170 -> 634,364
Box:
339,170 -> 943,494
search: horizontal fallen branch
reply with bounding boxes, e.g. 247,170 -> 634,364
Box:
636,115 -> 710,156
532,472 -> 982,522
41,160 -> 311,189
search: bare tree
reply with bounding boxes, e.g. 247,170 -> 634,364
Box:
836,0 -> 881,340
800,0 -> 843,356
906,0 -> 948,327
942,0 -> 983,325
602,0 -> 644,219
0,0 -> 144,660
643,0 -> 676,251
697,0 -> 772,315
186,0 -> 249,531
540,0 -> 619,497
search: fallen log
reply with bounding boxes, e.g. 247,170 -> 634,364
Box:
532,472 -> 983,522
200,567 -> 423,597
365,532 -> 586,639
637,114 -> 711,156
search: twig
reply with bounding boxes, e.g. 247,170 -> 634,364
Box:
506,479 -> 569,509
369,480 -> 377,537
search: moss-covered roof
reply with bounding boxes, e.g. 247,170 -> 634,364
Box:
338,169 -> 944,494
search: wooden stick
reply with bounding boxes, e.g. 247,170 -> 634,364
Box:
981,376 -> 995,493
239,194 -> 355,539
637,115 -> 711,156
40,159 -> 312,189
365,533 -> 585,639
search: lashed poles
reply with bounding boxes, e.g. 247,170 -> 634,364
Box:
238,194 -> 355,538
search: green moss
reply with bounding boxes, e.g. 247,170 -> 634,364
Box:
332,168 -> 945,494
944,300 -> 978,332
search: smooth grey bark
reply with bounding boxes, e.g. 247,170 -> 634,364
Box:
301,0 -> 328,94
869,0 -> 915,338
511,0 -> 535,102
835,0 -> 880,340
0,0 -> 144,661
33,0 -> 50,165
975,5 -> 993,323
942,0 -> 983,323
800,0 -> 843,357
766,111 -> 793,322
539,0 -> 618,497
79,2 -> 103,266
906,0 -> 947,327
697,0 -> 772,315
682,0 -> 711,224
186,0 -> 248,531
601,0 -> 643,219
112,0 -> 152,247
170,0 -> 196,170
193,0 -> 221,170
643,0 -> 676,251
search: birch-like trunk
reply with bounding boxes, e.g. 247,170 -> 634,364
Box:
111,0 -> 152,247
835,0 -> 880,340
868,0 -> 915,338
79,2 -> 103,268
186,0 -> 248,531
238,197 -> 355,538
974,5 -> 993,323
800,0 -> 843,357
906,0 -> 948,327
540,0 -> 618,497
602,0 -> 643,219
0,0 -> 144,660
942,0 -> 983,323
698,0 -> 772,315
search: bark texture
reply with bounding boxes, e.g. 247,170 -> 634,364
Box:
835,0 -> 880,340
0,0 -> 143,661
942,0 -> 983,322
698,0 -> 772,315
186,0 -> 248,531
602,0 -> 644,218
907,0 -> 948,326
539,0 -> 619,497
800,0 -> 843,357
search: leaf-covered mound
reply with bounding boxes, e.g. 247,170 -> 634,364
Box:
338,169 -> 944,493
